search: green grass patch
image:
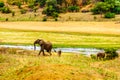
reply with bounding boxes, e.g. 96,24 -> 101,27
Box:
0,28 -> 120,48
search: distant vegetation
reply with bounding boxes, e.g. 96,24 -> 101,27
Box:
0,0 -> 120,21
91,0 -> 120,18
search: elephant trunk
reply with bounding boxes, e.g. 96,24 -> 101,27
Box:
34,43 -> 36,51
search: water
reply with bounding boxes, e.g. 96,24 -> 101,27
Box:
0,45 -> 103,55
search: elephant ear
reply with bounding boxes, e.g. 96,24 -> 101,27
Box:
39,39 -> 45,45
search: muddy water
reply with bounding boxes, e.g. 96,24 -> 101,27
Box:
0,45 -> 103,55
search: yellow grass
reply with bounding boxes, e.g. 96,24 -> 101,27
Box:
0,48 -> 120,80
0,21 -> 120,35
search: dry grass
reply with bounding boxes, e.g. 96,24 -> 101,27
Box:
0,48 -> 120,80
0,21 -> 120,35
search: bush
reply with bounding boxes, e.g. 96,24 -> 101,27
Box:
1,6 -> 11,13
20,9 -> 27,14
17,2 -> 22,9
113,7 -> 120,14
0,1 -> 4,7
12,11 -> 15,16
91,7 -> 100,14
68,6 -> 80,12
35,0 -> 46,7
28,3 -> 34,9
43,5 -> 55,16
90,54 -> 97,60
104,48 -> 118,60
52,12 -> 59,18
42,16 -> 47,21
91,2 -> 110,14
54,18 -> 58,21
33,7 -> 38,12
104,12 -> 115,18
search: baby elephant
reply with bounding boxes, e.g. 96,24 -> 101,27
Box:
97,52 -> 105,60
57,50 -> 62,57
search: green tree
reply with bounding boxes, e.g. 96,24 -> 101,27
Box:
91,2 -> 111,16
42,0 -> 59,18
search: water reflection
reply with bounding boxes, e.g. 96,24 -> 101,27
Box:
0,45 -> 103,55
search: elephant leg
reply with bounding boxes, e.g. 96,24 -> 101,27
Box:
38,50 -> 42,55
42,50 -> 45,56
49,50 -> 52,56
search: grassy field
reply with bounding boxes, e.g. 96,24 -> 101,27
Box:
0,22 -> 120,48
0,48 -> 120,80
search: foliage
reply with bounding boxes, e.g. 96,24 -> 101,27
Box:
20,9 -> 27,14
90,54 -> 97,59
43,6 -> 55,16
42,0 -> 59,18
12,11 -> 15,16
91,2 -> 111,14
1,6 -> 11,13
113,7 -> 120,14
33,7 -> 38,12
68,6 -> 80,12
35,0 -> 47,7
52,12 -> 59,18
91,0 -> 120,18
0,1 -> 4,7
104,48 -> 119,59
28,3 -> 34,9
104,12 -> 115,18
17,2 -> 22,9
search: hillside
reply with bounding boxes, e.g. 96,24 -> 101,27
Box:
0,0 -> 120,21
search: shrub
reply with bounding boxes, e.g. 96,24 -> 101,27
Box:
35,0 -> 46,7
12,11 -> 15,16
104,12 -> 115,18
60,8 -> 67,13
54,18 -> 58,21
42,16 -> 47,21
68,6 -> 80,12
33,7 -> 38,12
1,6 -> 11,13
91,2 -> 110,14
104,48 -> 118,60
52,12 -> 59,18
91,7 -> 100,14
0,1 -> 4,7
113,7 -> 120,14
17,2 -> 22,9
28,3 -> 34,9
20,9 -> 27,14
43,6 -> 55,16
90,54 -> 97,60
5,18 -> 8,21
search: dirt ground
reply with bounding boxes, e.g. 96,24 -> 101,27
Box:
0,21 -> 120,35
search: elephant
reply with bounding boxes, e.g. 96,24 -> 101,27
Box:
57,49 -> 62,57
34,39 -> 52,56
97,52 -> 105,60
